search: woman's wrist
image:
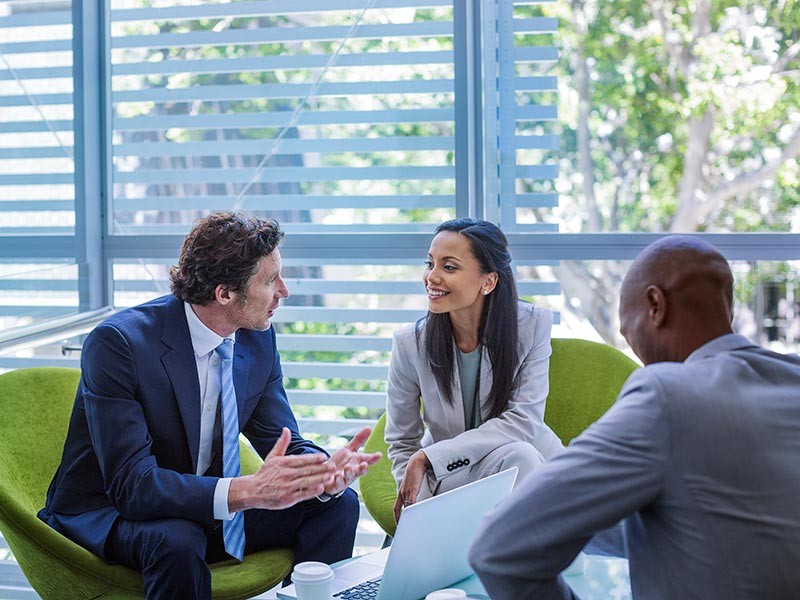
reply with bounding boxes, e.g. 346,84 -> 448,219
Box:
412,450 -> 431,469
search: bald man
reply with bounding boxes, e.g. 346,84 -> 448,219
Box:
469,236 -> 800,599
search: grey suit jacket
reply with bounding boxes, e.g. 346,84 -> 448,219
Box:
469,333 -> 800,600
385,301 -> 563,486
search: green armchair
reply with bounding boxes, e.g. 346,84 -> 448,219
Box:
0,367 -> 293,600
359,338 -> 640,537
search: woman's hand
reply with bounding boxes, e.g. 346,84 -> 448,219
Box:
393,450 -> 432,523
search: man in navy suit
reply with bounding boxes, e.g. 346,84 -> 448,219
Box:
39,212 -> 381,599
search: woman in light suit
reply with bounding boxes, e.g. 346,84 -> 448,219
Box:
385,218 -> 563,521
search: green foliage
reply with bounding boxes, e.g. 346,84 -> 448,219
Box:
552,0 -> 800,234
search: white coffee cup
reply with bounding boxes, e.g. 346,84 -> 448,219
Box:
290,561 -> 334,600
425,589 -> 467,600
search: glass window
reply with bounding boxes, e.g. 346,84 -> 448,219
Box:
0,0 -> 75,235
109,1 -> 457,234
544,2 -> 800,235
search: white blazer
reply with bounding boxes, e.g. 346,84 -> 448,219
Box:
384,301 -> 564,486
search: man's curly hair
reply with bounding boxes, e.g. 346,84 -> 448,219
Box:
170,212 -> 284,305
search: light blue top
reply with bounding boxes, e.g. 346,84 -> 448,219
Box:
456,346 -> 482,431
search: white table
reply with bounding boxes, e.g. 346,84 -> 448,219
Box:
261,552 -> 631,599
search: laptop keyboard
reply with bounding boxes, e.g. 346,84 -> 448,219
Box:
333,576 -> 382,599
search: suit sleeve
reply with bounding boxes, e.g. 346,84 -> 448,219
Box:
243,326 -> 326,459
423,308 -> 557,480
384,329 -> 425,486
82,324 -> 218,524
468,368 -> 669,600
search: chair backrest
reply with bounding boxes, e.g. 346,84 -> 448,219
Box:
360,412 -> 397,536
544,338 -> 639,444
0,367 -> 81,513
0,367 -> 265,514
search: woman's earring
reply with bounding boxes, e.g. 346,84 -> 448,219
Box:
483,290 -> 489,295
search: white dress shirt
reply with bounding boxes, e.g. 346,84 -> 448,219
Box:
184,302 -> 236,521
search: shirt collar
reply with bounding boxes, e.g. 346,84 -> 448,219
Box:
184,301 -> 235,358
685,333 -> 758,363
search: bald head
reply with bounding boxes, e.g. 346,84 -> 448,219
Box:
619,236 -> 734,364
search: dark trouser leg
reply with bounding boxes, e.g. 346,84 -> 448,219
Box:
240,488 -> 360,566
105,517 -> 211,600
294,488 -> 359,564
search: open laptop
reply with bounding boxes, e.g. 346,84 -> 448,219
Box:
277,467 -> 517,600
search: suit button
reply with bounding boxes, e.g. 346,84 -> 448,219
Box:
447,464 -> 454,471
464,458 -> 470,466
456,460 -> 464,467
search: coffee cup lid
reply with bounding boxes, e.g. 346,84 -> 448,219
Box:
425,589 -> 467,599
291,561 -> 334,583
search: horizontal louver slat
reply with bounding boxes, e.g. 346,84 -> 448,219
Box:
114,166 -> 453,184
112,22 -> 453,50
113,109 -> 453,130
113,195 -> 452,211
113,137 -> 454,157
107,279 -> 559,296
112,79 -> 453,104
112,51 -> 452,77
112,0 -> 451,23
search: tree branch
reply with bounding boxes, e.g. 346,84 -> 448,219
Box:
571,0 -> 604,231
669,110 -> 715,231
704,125 -> 800,209
646,0 -> 693,79
691,0 -> 712,43
773,38 -> 800,74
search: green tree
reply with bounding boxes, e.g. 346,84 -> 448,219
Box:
550,0 -> 800,343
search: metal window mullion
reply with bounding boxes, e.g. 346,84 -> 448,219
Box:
481,0 -> 500,223
454,0 -> 483,219
73,0 -> 111,310
469,0 -> 485,220
497,0 -> 517,229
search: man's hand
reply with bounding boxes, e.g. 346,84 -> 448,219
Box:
323,426 -> 382,496
228,428 -> 336,511
393,450 -> 431,523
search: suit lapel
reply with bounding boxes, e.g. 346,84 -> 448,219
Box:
160,297 -> 202,473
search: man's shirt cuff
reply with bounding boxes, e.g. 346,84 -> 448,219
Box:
316,489 -> 346,502
214,477 -> 235,520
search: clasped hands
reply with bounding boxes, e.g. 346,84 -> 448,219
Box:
229,426 -> 381,512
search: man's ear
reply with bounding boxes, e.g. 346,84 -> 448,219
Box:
645,285 -> 667,328
215,284 -> 233,306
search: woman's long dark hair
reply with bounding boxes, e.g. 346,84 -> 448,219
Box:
416,218 -> 520,420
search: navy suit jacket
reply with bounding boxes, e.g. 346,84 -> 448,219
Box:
39,295 -> 322,559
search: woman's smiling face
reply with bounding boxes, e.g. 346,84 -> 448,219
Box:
423,231 -> 494,318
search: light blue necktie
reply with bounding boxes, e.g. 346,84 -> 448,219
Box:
215,339 -> 245,562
